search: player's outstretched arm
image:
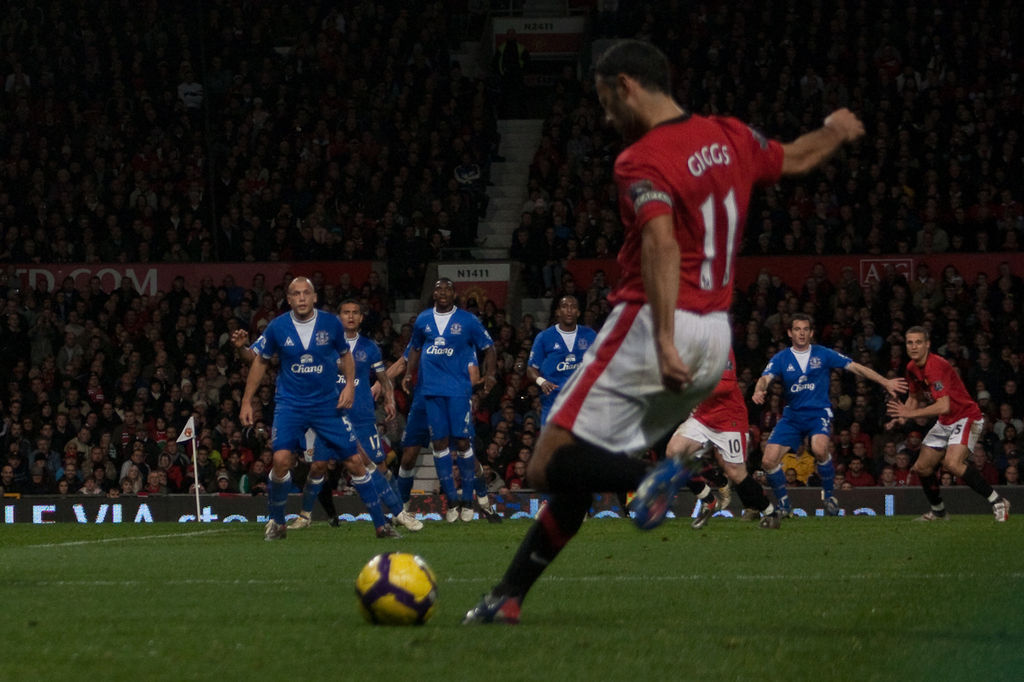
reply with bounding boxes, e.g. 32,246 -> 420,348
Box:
846,361 -> 908,397
403,348 -> 422,393
752,374 -> 775,404
781,108 -> 864,176
231,329 -> 255,364
385,356 -> 407,382
641,214 -> 690,391
887,393 -> 948,422
240,355 -> 269,426
481,346 -> 498,393
375,367 -> 396,421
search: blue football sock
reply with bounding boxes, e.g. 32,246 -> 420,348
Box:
457,449 -> 477,504
473,467 -> 488,498
386,470 -> 402,502
351,472 -> 388,529
371,468 -> 403,514
817,458 -> 836,498
765,466 -> 790,511
300,475 -> 325,515
432,448 -> 458,504
397,465 -> 416,505
268,471 -> 291,524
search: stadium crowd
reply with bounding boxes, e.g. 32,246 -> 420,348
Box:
1,0 -> 1023,499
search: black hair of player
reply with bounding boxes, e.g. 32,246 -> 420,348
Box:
790,313 -> 815,330
594,39 -> 671,95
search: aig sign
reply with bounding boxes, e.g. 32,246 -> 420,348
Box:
859,258 -> 914,286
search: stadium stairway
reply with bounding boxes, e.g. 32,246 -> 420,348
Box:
412,450 -> 439,495
471,118 -> 544,260
390,297 -> 423,327
520,296 -> 554,328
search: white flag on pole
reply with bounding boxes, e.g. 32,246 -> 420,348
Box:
177,416 -> 196,443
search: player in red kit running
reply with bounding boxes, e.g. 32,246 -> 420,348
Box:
886,326 -> 1010,522
464,39 -> 865,625
667,349 -> 780,529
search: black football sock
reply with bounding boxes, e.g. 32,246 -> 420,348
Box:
701,463 -> 729,489
686,478 -> 713,501
494,491 -> 591,601
318,483 -> 337,518
958,466 -> 996,500
918,473 -> 945,512
736,474 -> 772,512
544,441 -> 649,495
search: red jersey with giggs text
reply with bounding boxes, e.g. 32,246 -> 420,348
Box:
905,353 -> 982,425
610,113 -> 783,313
693,349 -> 748,431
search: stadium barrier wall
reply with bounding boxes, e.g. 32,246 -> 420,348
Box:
2,488 -> 1021,524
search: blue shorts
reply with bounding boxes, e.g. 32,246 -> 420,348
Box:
272,406 -> 358,461
767,407 -> 833,452
425,395 -> 473,442
401,395 -> 431,449
539,390 -> 561,426
351,420 -> 384,463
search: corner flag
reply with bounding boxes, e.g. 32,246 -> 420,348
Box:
176,415 -> 202,522
177,416 -> 196,443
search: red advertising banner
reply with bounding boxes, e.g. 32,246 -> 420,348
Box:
561,259 -> 621,290
566,254 -> 1024,294
9,261 -> 378,295
733,253 -> 1022,290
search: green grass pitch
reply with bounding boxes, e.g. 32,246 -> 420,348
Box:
1,516 -> 1021,681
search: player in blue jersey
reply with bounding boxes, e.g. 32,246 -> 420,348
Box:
389,347 -> 501,522
402,278 -> 498,522
232,329 -> 342,525
233,323 -> 411,532
528,296 -> 597,426
286,300 -> 423,532
752,314 -> 905,516
239,277 -> 398,540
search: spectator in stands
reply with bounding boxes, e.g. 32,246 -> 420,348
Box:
844,456 -> 876,487
120,465 -> 144,495
967,449 -> 1000,487
892,452 -> 913,486
992,402 -> 1023,441
779,445 -> 817,486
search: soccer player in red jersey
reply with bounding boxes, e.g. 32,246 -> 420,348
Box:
886,326 -> 1010,522
666,349 -> 781,529
464,39 -> 865,624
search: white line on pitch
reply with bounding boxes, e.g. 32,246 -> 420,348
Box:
9,572 -> 1024,588
443,572 -> 1024,583
23,528 -> 234,548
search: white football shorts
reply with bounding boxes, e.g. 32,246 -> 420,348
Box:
923,416 -> 983,452
549,302 -> 730,453
673,418 -> 748,464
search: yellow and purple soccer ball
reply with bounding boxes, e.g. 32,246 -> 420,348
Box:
355,552 -> 438,625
